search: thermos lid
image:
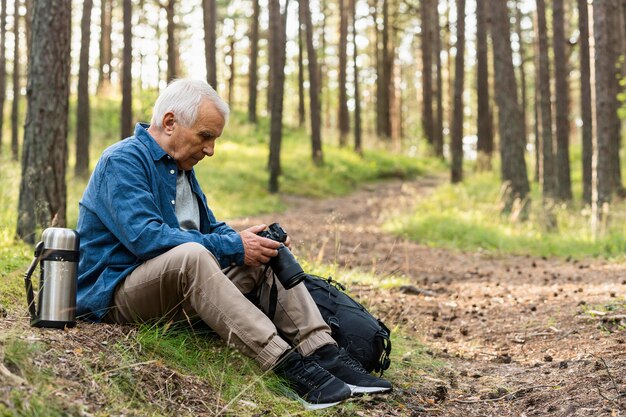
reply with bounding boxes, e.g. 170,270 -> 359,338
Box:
41,228 -> 79,251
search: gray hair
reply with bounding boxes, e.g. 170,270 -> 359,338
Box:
150,79 -> 230,128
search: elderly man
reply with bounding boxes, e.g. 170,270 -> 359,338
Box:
76,79 -> 391,409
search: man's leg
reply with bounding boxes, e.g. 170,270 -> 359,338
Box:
224,266 -> 336,356
105,242 -> 290,370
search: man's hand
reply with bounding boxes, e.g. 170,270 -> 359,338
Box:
239,224 -> 282,267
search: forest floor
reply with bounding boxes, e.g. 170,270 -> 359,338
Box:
2,175 -> 625,416
230,175 -> 626,417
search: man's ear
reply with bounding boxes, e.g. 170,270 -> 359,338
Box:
162,112 -> 175,135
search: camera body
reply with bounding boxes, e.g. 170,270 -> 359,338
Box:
257,223 -> 306,289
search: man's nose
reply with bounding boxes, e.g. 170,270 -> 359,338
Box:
203,145 -> 214,157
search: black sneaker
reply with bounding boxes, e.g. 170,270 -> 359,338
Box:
314,345 -> 393,394
273,351 -> 352,410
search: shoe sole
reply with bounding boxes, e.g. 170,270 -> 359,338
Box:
299,399 -> 343,410
348,384 -> 392,394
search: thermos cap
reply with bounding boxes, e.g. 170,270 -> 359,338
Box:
42,228 -> 79,251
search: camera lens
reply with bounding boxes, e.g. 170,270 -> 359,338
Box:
269,245 -> 306,289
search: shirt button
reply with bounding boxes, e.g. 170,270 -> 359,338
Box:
231,262 -> 237,266
171,200 -> 175,205
170,169 -> 175,174
167,156 -> 172,160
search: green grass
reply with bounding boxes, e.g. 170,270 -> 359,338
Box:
385,166 -> 626,259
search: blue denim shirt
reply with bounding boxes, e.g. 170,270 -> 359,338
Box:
76,123 -> 244,320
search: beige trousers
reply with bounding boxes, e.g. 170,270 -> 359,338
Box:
104,242 -> 335,370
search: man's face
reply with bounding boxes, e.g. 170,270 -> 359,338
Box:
164,100 -> 226,171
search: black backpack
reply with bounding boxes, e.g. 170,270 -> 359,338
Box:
303,274 -> 392,375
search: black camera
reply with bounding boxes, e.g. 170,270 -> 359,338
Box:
257,223 -> 306,289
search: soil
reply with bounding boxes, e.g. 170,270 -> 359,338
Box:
229,175 -> 626,416
2,175 -> 625,416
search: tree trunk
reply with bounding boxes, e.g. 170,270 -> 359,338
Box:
378,0 -> 392,139
421,0 -> 434,147
16,0 -> 71,243
590,0 -> 621,236
268,0 -> 288,193
536,0 -> 557,203
476,0 -> 493,169
553,0 -> 572,201
11,0 -> 19,161
450,0 -> 465,183
578,0 -> 593,204
98,0 -> 112,94
120,0 -> 133,139
203,0 -> 217,89
301,0 -> 323,164
297,10 -> 305,127
434,3 -> 444,158
608,0 -> 624,196
351,0 -> 362,155
515,1 -> 528,151
338,0 -> 350,146
75,0 -> 93,177
248,0 -> 259,123
0,0 -> 6,154
165,0 -> 178,82
490,0 -> 530,215
227,32 -> 235,107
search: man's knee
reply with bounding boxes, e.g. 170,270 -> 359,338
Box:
174,242 -> 219,264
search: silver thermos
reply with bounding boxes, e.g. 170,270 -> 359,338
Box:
24,228 -> 79,328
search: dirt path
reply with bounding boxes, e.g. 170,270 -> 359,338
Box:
230,176 -> 626,416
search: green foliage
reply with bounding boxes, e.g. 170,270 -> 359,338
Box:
385,169 -> 626,259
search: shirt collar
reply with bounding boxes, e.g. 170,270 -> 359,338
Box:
134,123 -> 169,161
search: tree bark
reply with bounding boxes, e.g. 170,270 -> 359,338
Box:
203,0 -> 217,89
476,0 -> 493,169
450,0 -> 465,183
98,0 -> 112,94
120,0 -> 133,139
421,0 -> 434,147
11,0 -> 19,161
553,0 -> 572,201
227,32 -> 235,107
165,0 -> 179,82
297,9 -> 305,127
268,0 -> 288,193
578,0 -> 593,204
301,0 -> 323,164
16,0 -> 71,243
0,0 -> 6,154
75,0 -> 93,177
248,0 -> 259,123
338,0 -> 350,146
379,0 -> 392,139
434,2 -> 444,158
536,0 -> 557,203
515,1 -> 528,151
590,0 -> 621,236
351,0 -> 362,155
490,0 -> 530,214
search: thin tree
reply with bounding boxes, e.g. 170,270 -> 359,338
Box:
608,0 -> 624,196
553,0 -> 572,201
16,0 -> 71,243
450,0 -> 466,183
0,0 -> 6,154
163,0 -> 179,82
536,0 -> 557,208
421,0 -> 435,147
268,0 -> 288,192
515,1 -> 528,152
227,30 -> 236,107
377,0 -> 392,139
297,9 -> 305,127
203,0 -> 217,88
98,0 -> 112,93
578,0 -> 593,204
301,0 -> 323,164
489,0 -> 530,215
248,0 -> 259,123
338,0 -> 350,146
75,0 -> 93,177
10,0 -> 19,161
120,0 -> 133,139
476,0 -> 493,170
352,0 -> 362,155
433,2 -> 444,158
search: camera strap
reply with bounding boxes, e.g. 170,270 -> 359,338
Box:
266,265 -> 278,321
